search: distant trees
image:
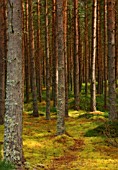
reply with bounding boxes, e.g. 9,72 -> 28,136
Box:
21,0 -> 118,122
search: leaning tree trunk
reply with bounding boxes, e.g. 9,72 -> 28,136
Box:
107,0 -> 117,120
4,0 -> 23,165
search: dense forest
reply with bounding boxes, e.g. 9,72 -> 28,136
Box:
0,0 -> 118,169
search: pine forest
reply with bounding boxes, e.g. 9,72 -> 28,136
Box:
0,0 -> 118,169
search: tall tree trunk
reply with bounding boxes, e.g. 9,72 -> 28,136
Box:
78,12 -> 82,93
28,0 -> 39,117
84,0 -> 89,95
67,5 -> 73,93
45,0 -> 50,120
63,0 -> 68,117
97,0 -> 103,94
104,0 -> 108,108
115,0 -> 118,88
107,0 -> 117,120
36,0 -> 42,102
91,0 -> 97,112
0,0 -> 6,125
57,0 -> 65,135
52,0 -> 58,108
4,0 -> 23,165
73,0 -> 80,110
24,0 -> 30,103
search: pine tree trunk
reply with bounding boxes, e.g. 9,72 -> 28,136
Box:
91,0 -> 97,112
4,0 -> 23,165
52,0 -> 58,108
0,0 -> 6,125
28,0 -> 39,117
84,1 -> 89,95
97,0 -> 103,94
104,0 -> 108,108
24,0 -> 30,103
73,0 -> 80,110
107,0 -> 117,120
115,0 -> 118,88
45,0 -> 50,120
36,0 -> 42,102
57,0 -> 65,135
63,0 -> 68,117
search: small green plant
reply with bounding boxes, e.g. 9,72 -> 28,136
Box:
80,94 -> 91,111
0,160 -> 15,170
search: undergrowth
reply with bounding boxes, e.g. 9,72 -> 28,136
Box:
0,89 -> 118,170
0,161 -> 15,170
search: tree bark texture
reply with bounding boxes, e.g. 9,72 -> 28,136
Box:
107,0 -> 117,120
104,0 -> 108,108
91,0 -> 97,112
57,0 -> 65,135
63,0 -> 68,117
45,0 -> 50,120
74,0 -> 80,110
52,0 -> 58,108
28,0 -> 39,117
4,0 -> 23,165
0,0 -> 6,125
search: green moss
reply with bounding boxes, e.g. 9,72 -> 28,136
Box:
0,126 -> 4,142
1,104 -> 118,169
0,161 -> 15,170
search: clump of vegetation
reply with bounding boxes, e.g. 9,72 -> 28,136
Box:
104,121 -> 118,147
0,161 -> 15,170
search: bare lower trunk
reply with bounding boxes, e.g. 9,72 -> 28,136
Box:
4,0 -> 23,165
107,0 -> 117,120
57,0 -> 65,135
0,0 -> 6,125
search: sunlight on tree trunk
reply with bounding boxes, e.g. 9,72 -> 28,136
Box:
91,0 -> 97,112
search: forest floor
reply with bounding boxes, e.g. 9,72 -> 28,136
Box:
0,100 -> 118,170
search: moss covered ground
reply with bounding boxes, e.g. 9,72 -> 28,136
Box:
22,108 -> 118,170
0,93 -> 118,169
